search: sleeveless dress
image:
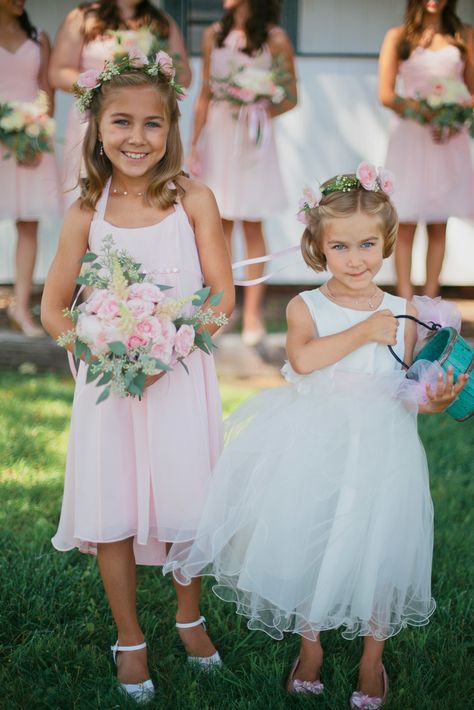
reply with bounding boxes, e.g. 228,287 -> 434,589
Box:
62,37 -> 116,208
200,28 -> 287,221
385,45 -> 474,223
0,39 -> 62,219
51,180 -> 223,566
165,289 -> 435,641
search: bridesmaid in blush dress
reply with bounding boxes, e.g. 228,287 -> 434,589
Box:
189,0 -> 297,346
379,0 -> 474,299
49,0 -> 192,207
0,0 -> 61,337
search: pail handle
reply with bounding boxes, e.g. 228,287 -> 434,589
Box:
388,314 -> 441,370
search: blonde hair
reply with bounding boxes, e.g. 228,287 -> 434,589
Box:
301,176 -> 398,273
80,69 -> 183,211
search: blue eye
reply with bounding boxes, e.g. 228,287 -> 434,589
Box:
361,242 -> 375,249
113,119 -> 128,126
145,121 -> 161,128
332,244 -> 346,250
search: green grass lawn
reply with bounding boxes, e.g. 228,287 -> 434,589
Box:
0,370 -> 473,710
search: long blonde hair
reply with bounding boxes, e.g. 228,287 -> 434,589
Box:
80,70 -> 183,211
301,180 -> 398,273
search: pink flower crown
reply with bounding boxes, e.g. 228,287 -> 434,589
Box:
296,162 -> 395,225
73,49 -> 187,112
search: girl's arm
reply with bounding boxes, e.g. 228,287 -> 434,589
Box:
166,14 -> 192,88
286,296 -> 398,373
37,31 -> 54,115
48,8 -> 85,92
180,178 -> 235,333
378,26 -> 432,119
463,25 -> 474,96
188,24 -> 215,171
41,201 -> 93,344
267,27 -> 297,118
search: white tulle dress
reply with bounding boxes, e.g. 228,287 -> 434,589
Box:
164,289 -> 436,641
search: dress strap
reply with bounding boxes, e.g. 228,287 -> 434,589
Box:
88,177 -> 111,245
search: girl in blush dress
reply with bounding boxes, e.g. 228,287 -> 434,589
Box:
41,53 -> 234,704
379,0 -> 474,299
49,0 -> 191,207
165,165 -> 466,708
189,0 -> 297,346
0,0 -> 61,336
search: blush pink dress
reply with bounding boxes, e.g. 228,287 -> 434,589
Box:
385,45 -> 474,223
200,27 -> 287,221
51,179 -> 223,566
62,37 -> 116,207
0,39 -> 62,219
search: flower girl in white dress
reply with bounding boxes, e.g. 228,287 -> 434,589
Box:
164,164 -> 466,709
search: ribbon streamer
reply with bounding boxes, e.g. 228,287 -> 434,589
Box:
231,244 -> 300,286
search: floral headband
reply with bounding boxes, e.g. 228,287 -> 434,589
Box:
296,162 -> 395,225
73,49 -> 186,112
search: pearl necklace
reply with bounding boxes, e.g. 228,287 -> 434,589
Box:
111,186 -> 144,197
325,282 -> 379,310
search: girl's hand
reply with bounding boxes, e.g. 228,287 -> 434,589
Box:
421,366 -> 468,413
430,124 -> 460,144
144,372 -> 166,389
361,309 -> 399,345
188,146 -> 202,177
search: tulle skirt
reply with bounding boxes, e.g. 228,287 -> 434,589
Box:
164,367 -> 436,640
385,118 -> 474,223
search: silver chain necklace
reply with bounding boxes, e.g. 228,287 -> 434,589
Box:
325,282 -> 379,310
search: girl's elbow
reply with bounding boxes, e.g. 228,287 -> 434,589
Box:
288,353 -> 312,375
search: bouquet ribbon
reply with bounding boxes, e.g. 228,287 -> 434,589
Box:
234,101 -> 271,153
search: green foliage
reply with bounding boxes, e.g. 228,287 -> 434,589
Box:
0,371 -> 472,709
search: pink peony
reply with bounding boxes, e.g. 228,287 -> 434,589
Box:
128,282 -> 164,303
356,161 -> 377,190
85,289 -> 109,315
228,85 -> 257,103
96,295 -> 121,320
126,298 -> 154,319
377,167 -> 395,195
302,185 -> 322,209
157,315 -> 176,342
135,316 -> 162,341
128,47 -> 149,67
151,338 -> 173,364
155,50 -> 175,78
77,69 -> 101,89
174,324 -> 195,358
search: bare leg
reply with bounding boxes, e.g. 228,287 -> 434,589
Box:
395,223 -> 417,300
13,220 -> 40,326
357,636 -> 385,697
97,539 -> 150,684
241,220 -> 266,337
425,222 -> 446,298
171,574 -> 217,658
293,635 -> 324,682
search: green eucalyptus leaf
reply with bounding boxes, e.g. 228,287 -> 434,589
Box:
97,371 -> 113,386
80,252 -> 98,263
96,386 -> 111,404
108,341 -> 127,357
209,291 -> 224,306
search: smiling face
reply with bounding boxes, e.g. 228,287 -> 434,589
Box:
98,85 -> 169,181
322,211 -> 385,293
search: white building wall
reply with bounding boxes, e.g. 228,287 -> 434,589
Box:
1,0 -> 473,285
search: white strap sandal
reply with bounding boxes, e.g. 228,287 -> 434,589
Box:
175,616 -> 223,669
111,640 -> 155,704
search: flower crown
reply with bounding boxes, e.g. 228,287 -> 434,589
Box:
296,162 -> 395,225
73,49 -> 186,113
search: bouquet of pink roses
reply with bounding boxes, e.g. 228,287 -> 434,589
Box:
58,235 -> 227,403
0,91 -> 55,162
400,77 -> 474,137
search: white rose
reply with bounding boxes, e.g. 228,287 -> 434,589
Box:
25,122 -> 41,137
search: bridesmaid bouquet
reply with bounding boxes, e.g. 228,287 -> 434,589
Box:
0,91 -> 55,162
107,27 -> 167,61
57,236 -> 228,403
401,77 -> 474,137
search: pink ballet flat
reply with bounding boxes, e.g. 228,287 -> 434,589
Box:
286,657 -> 324,696
349,665 -> 388,709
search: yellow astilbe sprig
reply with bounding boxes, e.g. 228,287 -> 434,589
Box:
110,254 -> 129,300
117,303 -> 137,335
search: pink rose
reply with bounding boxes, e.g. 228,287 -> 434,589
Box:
302,186 -> 322,209
135,317 -> 162,341
377,167 -> 395,196
356,161 -> 377,190
77,69 -> 101,90
128,47 -> 149,67
157,315 -> 176,342
126,298 -> 154,319
174,324 -> 195,358
228,85 -> 257,103
128,282 -> 164,303
296,210 -> 309,225
151,339 -> 173,364
176,87 -> 187,101
155,50 -> 175,78
126,333 -> 149,351
85,289 -> 109,315
96,295 -> 121,321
